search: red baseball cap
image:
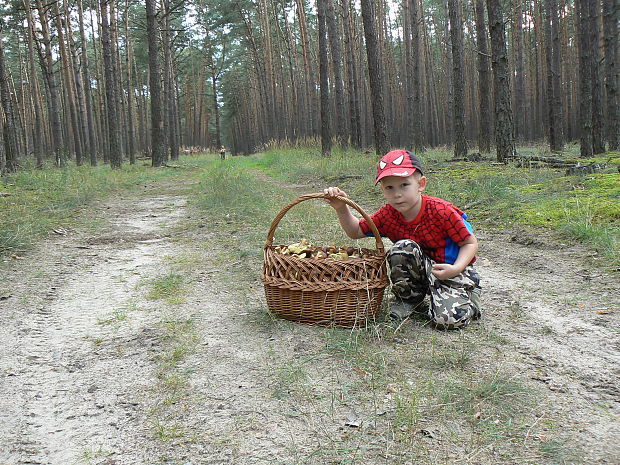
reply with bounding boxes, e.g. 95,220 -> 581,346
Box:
375,150 -> 424,185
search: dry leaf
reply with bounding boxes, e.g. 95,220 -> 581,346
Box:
596,309 -> 615,315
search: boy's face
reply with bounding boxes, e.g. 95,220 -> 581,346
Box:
379,173 -> 427,219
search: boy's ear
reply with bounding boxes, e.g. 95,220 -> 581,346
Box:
418,175 -> 427,192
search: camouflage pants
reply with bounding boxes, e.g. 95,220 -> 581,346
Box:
387,240 -> 482,329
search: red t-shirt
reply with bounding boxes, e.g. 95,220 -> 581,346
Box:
359,195 -> 475,264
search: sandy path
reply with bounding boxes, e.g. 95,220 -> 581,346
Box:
0,188 -> 618,465
477,229 -> 620,462
0,194 -> 186,464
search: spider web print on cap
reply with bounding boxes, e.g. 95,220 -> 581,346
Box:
375,150 -> 424,185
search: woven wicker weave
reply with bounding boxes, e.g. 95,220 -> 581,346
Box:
261,193 -> 389,327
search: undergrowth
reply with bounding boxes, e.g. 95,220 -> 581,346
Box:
218,146 -> 619,268
189,146 -> 599,463
0,157 -> 210,257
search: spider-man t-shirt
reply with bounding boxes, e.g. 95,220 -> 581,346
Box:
359,195 -> 476,265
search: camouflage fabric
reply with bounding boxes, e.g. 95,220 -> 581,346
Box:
387,239 -> 481,329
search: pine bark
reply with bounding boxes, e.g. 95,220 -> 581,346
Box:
146,0 -> 165,166
326,0 -> 346,144
35,0 -> 65,167
360,0 -> 390,155
77,0 -> 98,165
448,0 -> 467,158
576,0 -> 593,157
603,0 -> 619,149
589,0 -> 605,154
512,0 -> 525,140
23,0 -> 45,168
65,0 -> 89,165
343,0 -> 362,149
100,0 -> 122,168
545,0 -> 564,151
317,0 -> 332,156
54,0 -> 84,165
0,35 -> 19,173
486,0 -> 516,162
408,0 -> 424,153
124,3 -> 136,164
474,0 -> 492,153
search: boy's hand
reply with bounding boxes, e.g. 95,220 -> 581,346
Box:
323,187 -> 349,211
431,263 -> 462,280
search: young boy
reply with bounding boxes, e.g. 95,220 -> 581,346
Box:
324,149 -> 481,329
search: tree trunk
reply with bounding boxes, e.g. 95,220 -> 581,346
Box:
551,0 -> 564,149
124,3 -> 136,164
343,0 -> 362,149
65,0 -> 90,166
23,0 -> 45,168
589,0 -> 605,154
78,0 -> 98,165
146,0 -> 165,166
54,0 -> 84,165
448,0 -> 467,158
0,35 -> 19,173
35,0 -> 65,167
407,0 -> 424,153
317,0 -> 332,156
486,0 -> 516,162
100,0 -> 122,168
295,0 -> 317,137
360,0 -> 390,155
603,0 -> 619,150
326,0 -> 346,145
512,0 -> 526,140
162,0 -> 172,162
545,0 -> 564,151
474,0 -> 492,153
576,0 -> 593,157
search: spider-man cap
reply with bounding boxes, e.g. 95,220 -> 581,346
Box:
375,150 -> 424,185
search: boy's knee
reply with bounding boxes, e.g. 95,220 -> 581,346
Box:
431,302 -> 476,330
389,239 -> 422,255
387,240 -> 424,266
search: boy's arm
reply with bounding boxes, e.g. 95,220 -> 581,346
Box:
431,234 -> 478,280
323,187 -> 365,239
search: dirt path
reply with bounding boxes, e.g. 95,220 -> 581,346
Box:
0,193 -> 189,463
477,228 -> 620,461
0,187 -> 618,464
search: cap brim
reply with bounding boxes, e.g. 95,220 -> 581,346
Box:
375,167 -> 417,185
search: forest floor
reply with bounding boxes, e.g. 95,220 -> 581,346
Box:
0,177 -> 618,465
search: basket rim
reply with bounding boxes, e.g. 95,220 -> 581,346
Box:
264,193 -> 385,254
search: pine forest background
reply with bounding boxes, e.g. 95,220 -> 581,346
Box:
0,0 -> 618,174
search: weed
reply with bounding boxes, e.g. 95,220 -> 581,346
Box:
0,158 -> 198,258
76,446 -> 112,465
96,308 -> 128,326
151,419 -> 186,441
538,438 -> 582,464
144,273 -> 185,303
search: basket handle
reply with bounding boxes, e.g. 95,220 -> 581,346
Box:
265,193 -> 385,254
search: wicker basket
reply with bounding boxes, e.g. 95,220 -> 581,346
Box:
261,193 -> 389,327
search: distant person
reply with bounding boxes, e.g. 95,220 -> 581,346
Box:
323,149 -> 481,329
219,145 -> 226,160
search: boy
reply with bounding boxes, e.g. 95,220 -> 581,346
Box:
219,145 -> 226,160
324,149 -> 481,329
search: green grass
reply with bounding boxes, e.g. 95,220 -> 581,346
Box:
2,145 -> 614,463
198,146 -> 618,268
0,155 -> 212,257
144,273 -> 186,304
